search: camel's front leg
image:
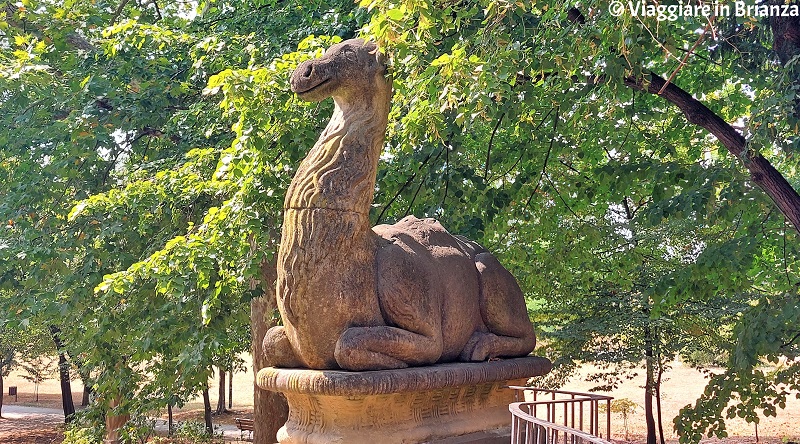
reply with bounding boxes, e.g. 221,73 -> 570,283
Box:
335,242 -> 445,371
335,326 -> 443,371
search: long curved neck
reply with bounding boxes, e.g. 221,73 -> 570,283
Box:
285,85 -> 391,219
277,81 -> 391,333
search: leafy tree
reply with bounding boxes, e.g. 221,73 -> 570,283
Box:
0,323 -> 20,418
358,2 -> 799,440
17,326 -> 58,403
19,355 -> 56,403
2,0 -> 799,442
601,398 -> 638,441
535,206 -> 750,443
0,0 -> 362,440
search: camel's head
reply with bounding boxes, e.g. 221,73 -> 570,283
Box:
290,39 -> 388,103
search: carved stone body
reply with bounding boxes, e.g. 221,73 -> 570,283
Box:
263,39 -> 536,371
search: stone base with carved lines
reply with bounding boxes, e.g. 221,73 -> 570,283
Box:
256,356 -> 552,444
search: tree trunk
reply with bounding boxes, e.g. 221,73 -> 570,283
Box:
644,326 -> 657,444
216,368 -> 227,414
251,260 -> 288,444
770,15 -> 800,118
82,385 -> 91,407
167,401 -> 174,436
49,326 -> 76,423
104,395 -> 129,444
771,15 -> 800,65
228,368 -> 233,409
624,73 -> 800,232
202,387 -> 213,435
55,351 -> 75,422
656,362 -> 666,444
565,7 -> 800,234
0,373 -> 4,418
73,358 -> 92,407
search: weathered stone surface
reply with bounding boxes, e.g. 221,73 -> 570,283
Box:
263,38 -> 537,372
256,357 -> 552,444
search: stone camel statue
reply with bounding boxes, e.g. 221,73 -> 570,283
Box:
262,38 -> 536,371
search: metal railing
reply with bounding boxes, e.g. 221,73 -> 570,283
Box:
508,387 -> 614,444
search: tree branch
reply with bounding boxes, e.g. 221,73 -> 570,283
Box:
564,6 -> 800,232
484,113 -> 504,181
624,73 -> 800,231
376,148 -> 443,223
441,142 -> 450,212
111,0 -> 133,25
525,107 -> 559,208
499,107 -> 554,178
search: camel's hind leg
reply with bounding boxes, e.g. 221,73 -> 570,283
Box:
460,252 -> 537,361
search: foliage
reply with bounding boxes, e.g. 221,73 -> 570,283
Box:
357,1 -> 799,440
63,408 -> 108,444
675,294 -> 800,442
0,0 -> 364,429
1,0 -> 799,441
19,354 -> 57,400
16,326 -> 57,402
119,415 -> 156,444
0,325 -> 20,378
604,398 -> 638,417
63,426 -> 103,444
601,398 -> 638,440
158,420 -> 225,444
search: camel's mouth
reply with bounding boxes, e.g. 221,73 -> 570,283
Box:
293,78 -> 332,96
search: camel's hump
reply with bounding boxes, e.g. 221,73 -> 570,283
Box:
373,215 -> 486,259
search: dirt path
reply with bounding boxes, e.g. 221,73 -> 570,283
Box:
0,405 -> 65,444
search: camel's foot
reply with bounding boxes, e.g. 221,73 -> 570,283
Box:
335,347 -> 409,371
263,326 -> 304,368
460,331 -> 493,362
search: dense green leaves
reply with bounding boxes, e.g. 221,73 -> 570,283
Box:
0,0 -> 363,431
1,0 -> 799,441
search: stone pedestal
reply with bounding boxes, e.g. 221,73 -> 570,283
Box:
256,356 -> 552,444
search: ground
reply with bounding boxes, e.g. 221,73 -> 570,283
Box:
0,357 -> 798,443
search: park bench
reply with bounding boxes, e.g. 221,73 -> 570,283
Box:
235,417 -> 254,441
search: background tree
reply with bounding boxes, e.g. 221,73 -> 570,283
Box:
17,326 -> 58,403
360,0 -> 799,440
0,0 -> 363,440
601,398 -> 638,441
0,322 -> 21,418
536,208 -> 750,444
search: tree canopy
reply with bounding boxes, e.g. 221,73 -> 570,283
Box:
1,0 -> 798,442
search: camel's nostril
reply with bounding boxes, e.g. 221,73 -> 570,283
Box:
303,63 -> 313,78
